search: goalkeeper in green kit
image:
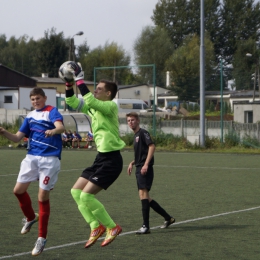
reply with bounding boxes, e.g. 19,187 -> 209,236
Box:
63,62 -> 125,248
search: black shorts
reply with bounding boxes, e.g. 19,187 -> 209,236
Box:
135,165 -> 154,191
81,150 -> 123,190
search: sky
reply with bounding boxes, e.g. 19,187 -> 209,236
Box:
0,0 -> 159,62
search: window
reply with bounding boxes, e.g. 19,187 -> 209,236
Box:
4,96 -> 12,103
133,103 -> 142,109
244,111 -> 253,123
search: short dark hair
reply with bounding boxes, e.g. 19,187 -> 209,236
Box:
30,87 -> 46,97
99,80 -> 118,100
126,112 -> 139,120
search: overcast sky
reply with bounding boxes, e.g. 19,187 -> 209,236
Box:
0,0 -> 159,62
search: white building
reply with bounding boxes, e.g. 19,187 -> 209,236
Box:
0,86 -> 57,110
0,86 -> 57,124
116,84 -> 170,107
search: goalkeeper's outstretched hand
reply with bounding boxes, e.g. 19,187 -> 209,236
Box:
69,61 -> 84,81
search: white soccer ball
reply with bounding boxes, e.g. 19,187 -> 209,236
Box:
58,61 -> 75,84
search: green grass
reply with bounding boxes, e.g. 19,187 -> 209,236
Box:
0,149 -> 260,260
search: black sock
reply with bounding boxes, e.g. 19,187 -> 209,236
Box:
150,199 -> 171,221
141,199 -> 150,228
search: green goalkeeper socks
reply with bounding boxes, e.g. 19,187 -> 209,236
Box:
71,189 -> 99,230
80,192 -> 116,229
71,189 -> 81,205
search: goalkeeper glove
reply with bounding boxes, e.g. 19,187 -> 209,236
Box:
69,61 -> 84,81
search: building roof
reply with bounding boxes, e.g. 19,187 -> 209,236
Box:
157,91 -> 176,97
0,64 -> 37,87
0,86 -> 56,90
32,76 -> 94,85
0,64 -> 37,82
117,84 -> 149,90
0,86 -> 19,90
233,100 -> 260,104
205,90 -> 259,98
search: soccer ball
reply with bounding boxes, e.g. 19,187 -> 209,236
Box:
58,61 -> 75,84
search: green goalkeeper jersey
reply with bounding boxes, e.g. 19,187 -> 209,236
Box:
66,92 -> 125,152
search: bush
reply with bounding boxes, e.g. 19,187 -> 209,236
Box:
121,133 -> 134,146
241,134 -> 260,149
224,130 -> 240,147
121,129 -> 260,152
122,130 -> 194,150
205,136 -> 222,149
209,102 -> 215,112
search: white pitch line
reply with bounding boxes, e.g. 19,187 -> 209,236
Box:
154,165 -> 260,170
0,205 -> 259,259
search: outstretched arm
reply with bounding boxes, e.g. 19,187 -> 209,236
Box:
0,127 -> 24,143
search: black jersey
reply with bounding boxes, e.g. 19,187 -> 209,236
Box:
134,128 -> 154,167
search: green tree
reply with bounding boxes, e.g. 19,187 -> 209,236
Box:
133,26 -> 174,86
209,102 -> 215,112
165,34 -> 216,101
194,103 -> 199,111
220,0 -> 260,64
15,35 -> 40,77
188,103 -> 194,111
188,0 -> 221,57
205,100 -> 211,111
0,35 -> 20,70
152,0 -> 189,49
81,41 -> 132,84
0,34 -> 8,50
36,28 -> 68,77
22,37 -> 39,76
233,38 -> 257,90
152,0 -> 221,54
0,32 -> 64,77
81,47 -> 103,80
77,40 -> 90,61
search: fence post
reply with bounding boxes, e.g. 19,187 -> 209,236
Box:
205,118 -> 208,136
256,122 -> 260,141
231,120 -> 234,131
181,118 -> 183,137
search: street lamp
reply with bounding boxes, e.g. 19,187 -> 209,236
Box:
69,31 -> 84,100
246,53 -> 259,101
69,31 -> 84,61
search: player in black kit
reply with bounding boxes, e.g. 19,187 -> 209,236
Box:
126,112 -> 175,234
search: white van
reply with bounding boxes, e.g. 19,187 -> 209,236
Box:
112,99 -> 148,113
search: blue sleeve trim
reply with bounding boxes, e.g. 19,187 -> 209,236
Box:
77,98 -> 85,111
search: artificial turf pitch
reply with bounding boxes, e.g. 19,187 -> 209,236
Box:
0,149 -> 259,260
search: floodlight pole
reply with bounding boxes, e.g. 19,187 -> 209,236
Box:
220,57 -> 223,143
94,64 -> 156,136
200,0 -> 205,147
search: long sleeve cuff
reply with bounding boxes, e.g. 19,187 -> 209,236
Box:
66,87 -> 74,97
78,84 -> 90,96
